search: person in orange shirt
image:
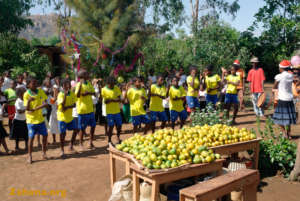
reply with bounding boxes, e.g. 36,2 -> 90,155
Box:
233,60 -> 246,111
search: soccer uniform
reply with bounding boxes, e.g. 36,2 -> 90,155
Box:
225,74 -> 240,104
205,74 -> 221,105
57,91 -> 78,133
186,75 -> 200,108
101,85 -> 122,127
24,89 -> 48,138
4,88 -> 17,120
169,86 -> 188,122
149,84 -> 168,122
75,81 -> 96,130
127,87 -> 150,126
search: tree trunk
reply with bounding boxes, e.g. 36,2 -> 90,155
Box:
289,140 -> 300,181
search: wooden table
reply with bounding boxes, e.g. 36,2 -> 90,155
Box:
130,159 -> 225,201
211,138 -> 261,169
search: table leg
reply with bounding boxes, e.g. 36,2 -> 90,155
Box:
110,153 -> 116,190
253,143 -> 260,169
243,183 -> 257,201
151,181 -> 159,201
125,159 -> 130,175
133,171 -> 140,201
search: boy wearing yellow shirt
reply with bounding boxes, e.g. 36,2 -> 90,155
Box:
24,77 -> 48,164
204,65 -> 221,105
57,79 -> 78,156
101,77 -> 122,144
186,67 -> 200,112
224,66 -> 240,124
75,70 -> 96,149
149,76 -> 168,133
169,77 -> 187,129
125,77 -> 151,134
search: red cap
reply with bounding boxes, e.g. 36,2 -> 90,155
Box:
279,60 -> 291,68
233,60 -> 240,66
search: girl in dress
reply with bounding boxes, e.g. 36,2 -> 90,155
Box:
10,87 -> 28,151
49,85 -> 60,143
273,60 -> 296,139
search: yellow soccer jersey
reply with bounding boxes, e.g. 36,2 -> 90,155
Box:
169,86 -> 186,112
226,74 -> 240,94
75,81 -> 95,114
205,74 -> 221,95
127,87 -> 147,116
57,91 -> 77,123
187,75 -> 200,97
101,85 -> 121,115
149,84 -> 166,112
23,88 -> 47,124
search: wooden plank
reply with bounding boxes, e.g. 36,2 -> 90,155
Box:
243,182 -> 258,201
180,169 -> 259,200
211,139 -> 261,155
253,142 -> 260,169
151,181 -> 159,201
133,171 -> 140,201
109,153 -> 117,190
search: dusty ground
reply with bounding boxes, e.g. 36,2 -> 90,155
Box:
0,84 -> 300,201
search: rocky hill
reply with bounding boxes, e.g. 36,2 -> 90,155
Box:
19,14 -> 58,39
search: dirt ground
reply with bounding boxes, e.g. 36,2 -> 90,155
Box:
1,84 -> 300,201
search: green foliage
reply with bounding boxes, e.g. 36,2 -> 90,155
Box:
258,118 -> 297,178
142,22 -> 252,75
0,0 -> 33,34
190,103 -> 232,127
31,36 -> 61,46
0,33 -> 51,82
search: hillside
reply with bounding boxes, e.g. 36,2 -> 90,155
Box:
19,14 -> 58,39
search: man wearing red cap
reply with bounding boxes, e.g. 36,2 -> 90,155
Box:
272,60 -> 296,139
247,57 -> 265,117
233,60 -> 246,111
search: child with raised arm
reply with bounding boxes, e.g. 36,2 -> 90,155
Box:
57,79 -> 78,156
24,77 -> 48,163
75,69 -> 96,149
126,77 -> 151,134
101,77 -> 122,144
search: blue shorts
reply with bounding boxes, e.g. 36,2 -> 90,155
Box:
150,111 -> 168,122
132,115 -> 151,126
58,119 -> 78,133
107,113 -> 122,127
170,110 -> 188,122
186,96 -> 200,108
206,94 -> 218,105
27,122 -> 48,139
225,93 -> 238,104
78,113 -> 96,130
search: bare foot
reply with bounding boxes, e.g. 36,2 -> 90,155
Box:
38,143 -> 42,148
60,151 -> 65,157
42,154 -> 48,160
6,150 -> 13,155
79,145 -> 85,152
28,156 -> 32,164
88,143 -> 95,149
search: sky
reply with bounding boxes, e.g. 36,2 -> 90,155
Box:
30,0 -> 266,35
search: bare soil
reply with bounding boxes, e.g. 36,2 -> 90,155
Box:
0,84 -> 300,201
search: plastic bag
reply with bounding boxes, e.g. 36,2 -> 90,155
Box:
108,175 -> 132,201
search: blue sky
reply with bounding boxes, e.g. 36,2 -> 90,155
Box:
30,0 -> 265,35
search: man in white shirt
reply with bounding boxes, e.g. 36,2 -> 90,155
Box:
1,71 -> 12,92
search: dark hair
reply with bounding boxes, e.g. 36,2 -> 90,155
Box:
106,76 -> 115,85
16,87 -> 25,97
172,76 -> 179,81
157,75 -> 164,80
27,76 -> 36,84
205,64 -> 214,72
189,66 -> 197,72
61,78 -> 71,86
132,77 -> 141,83
78,69 -> 87,78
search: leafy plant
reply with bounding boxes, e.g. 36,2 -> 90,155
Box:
190,103 -> 232,126
258,117 -> 297,178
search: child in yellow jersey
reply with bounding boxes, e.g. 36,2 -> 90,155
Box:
125,77 -> 151,134
204,65 -> 221,105
75,70 -> 96,149
57,79 -> 78,156
24,77 -> 48,164
101,77 -> 122,144
186,67 -> 200,112
169,77 -> 188,129
223,66 -> 240,124
149,76 -> 168,133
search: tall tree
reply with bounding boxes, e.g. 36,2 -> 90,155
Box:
189,0 -> 240,34
0,0 -> 33,34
